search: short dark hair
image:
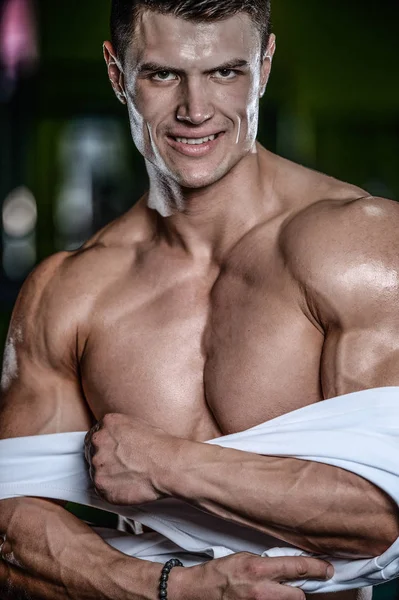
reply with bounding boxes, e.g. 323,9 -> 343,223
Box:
111,0 -> 272,64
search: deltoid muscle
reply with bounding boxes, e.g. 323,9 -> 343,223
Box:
1,387 -> 399,593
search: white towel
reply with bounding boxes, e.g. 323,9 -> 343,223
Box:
0,387 -> 399,593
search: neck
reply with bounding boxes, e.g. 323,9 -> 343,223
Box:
146,146 -> 280,262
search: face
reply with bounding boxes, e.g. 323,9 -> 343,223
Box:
105,12 -> 275,189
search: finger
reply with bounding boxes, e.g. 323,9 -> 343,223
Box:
84,422 -> 101,463
265,556 -> 333,582
84,435 -> 90,464
274,584 -> 307,600
84,430 -> 94,463
252,582 -> 307,600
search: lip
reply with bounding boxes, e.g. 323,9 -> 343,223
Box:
166,132 -> 225,157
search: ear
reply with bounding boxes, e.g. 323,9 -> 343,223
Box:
103,41 -> 127,105
260,34 -> 276,98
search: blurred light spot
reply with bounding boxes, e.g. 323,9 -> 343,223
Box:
2,186 -> 37,237
3,235 -> 36,280
55,118 -> 126,250
55,184 -> 93,237
0,0 -> 38,80
59,118 -> 125,176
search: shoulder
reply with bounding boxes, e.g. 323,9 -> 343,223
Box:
13,205 -> 149,336
8,251 -> 82,367
10,200 -> 153,352
13,251 -> 71,326
282,194 -> 399,258
280,195 -> 399,325
4,231 -> 135,389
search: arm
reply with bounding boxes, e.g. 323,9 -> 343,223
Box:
167,197 -> 399,557
88,412 -> 398,558
2,255 -> 333,600
88,197 -> 399,559
0,254 -> 163,600
169,196 -> 399,557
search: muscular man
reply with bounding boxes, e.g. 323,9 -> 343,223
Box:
1,1 -> 398,599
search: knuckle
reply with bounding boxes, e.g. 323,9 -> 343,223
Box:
104,489 -> 117,504
295,558 -> 310,577
273,587 -> 291,600
234,551 -> 250,564
103,413 -> 116,425
237,552 -> 257,573
281,587 -> 306,600
238,551 -> 253,560
246,558 -> 263,577
264,558 -> 282,579
251,589 -> 264,600
91,453 -> 103,469
255,585 -> 272,600
93,474 -> 106,491
91,432 -> 101,445
242,583 -> 259,600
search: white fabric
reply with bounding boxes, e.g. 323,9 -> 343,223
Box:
0,387 -> 399,593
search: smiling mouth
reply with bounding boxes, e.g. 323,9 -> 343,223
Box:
169,133 -> 221,145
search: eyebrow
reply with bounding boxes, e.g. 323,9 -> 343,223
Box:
137,59 -> 250,76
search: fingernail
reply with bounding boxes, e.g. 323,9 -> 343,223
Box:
327,565 -> 334,578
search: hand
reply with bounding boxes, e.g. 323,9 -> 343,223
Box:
171,553 -> 334,600
84,413 -> 184,505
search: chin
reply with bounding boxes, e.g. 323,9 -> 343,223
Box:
179,175 -> 219,189
171,161 -> 234,190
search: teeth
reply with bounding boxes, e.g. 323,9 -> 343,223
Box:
175,134 -> 216,145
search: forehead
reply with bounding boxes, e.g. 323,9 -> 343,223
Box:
127,11 -> 261,68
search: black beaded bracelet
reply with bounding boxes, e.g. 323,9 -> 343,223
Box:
159,558 -> 184,600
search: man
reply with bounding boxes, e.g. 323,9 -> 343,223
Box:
0,0 -> 398,598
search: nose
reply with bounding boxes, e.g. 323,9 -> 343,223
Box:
176,78 -> 214,125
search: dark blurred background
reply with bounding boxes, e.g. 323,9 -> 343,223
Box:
0,1 -> 398,596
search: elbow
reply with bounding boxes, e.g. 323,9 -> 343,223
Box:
344,520 -> 399,559
372,525 -> 399,556
372,508 -> 399,556
306,523 -> 399,559
346,496 -> 399,558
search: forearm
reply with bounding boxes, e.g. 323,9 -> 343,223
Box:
0,497 -> 162,600
165,442 -> 399,557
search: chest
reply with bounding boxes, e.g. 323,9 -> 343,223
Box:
81,259 -> 323,438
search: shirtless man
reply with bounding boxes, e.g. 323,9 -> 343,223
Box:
0,0 -> 398,599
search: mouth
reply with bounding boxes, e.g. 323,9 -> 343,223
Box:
166,132 -> 225,157
172,133 -> 219,145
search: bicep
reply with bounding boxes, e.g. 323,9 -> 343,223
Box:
0,258 -> 93,439
0,369 -> 93,439
287,197 -> 399,399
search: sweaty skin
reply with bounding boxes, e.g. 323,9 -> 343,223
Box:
1,10 -> 398,600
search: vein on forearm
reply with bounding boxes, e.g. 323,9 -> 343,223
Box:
171,442 -> 399,557
0,497 -> 160,600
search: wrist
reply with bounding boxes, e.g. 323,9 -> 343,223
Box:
113,556 -> 164,600
160,439 -> 224,502
162,564 -> 186,600
167,564 -> 206,600
169,562 -> 223,600
155,437 -> 197,497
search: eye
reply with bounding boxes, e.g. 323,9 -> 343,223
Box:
152,71 -> 178,82
214,69 -> 238,80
